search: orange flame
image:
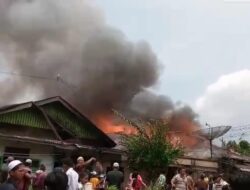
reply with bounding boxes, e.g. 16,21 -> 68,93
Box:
168,117 -> 200,148
92,114 -> 136,135
92,114 -> 200,148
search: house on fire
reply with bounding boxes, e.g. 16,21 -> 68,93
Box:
1,96 -> 249,182
0,96 -> 122,172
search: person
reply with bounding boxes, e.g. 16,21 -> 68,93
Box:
93,161 -> 104,175
171,168 -> 186,190
195,173 -> 208,190
89,171 -> 100,189
33,164 -> 47,190
19,158 -> 32,190
131,172 -> 147,190
213,174 -> 228,190
0,160 -> 25,190
156,172 -> 166,189
96,174 -> 106,190
44,170 -> 68,190
106,162 -> 124,190
228,172 -> 250,190
208,175 -> 214,190
0,156 -> 15,183
130,172 -> 146,190
185,169 -> 194,190
62,158 -> 79,190
33,170 -> 43,190
75,157 -> 96,174
2,157 -> 15,170
78,172 -> 93,190
24,159 -> 32,169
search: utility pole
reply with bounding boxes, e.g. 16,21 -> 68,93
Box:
206,123 -> 213,158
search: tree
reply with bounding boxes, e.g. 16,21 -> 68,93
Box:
238,140 -> 250,155
119,116 -> 183,181
226,140 -> 250,156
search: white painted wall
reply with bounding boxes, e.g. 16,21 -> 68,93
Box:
0,139 -> 54,172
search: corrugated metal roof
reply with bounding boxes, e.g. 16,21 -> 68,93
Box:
0,96 -> 116,148
42,102 -> 98,139
0,107 -> 50,129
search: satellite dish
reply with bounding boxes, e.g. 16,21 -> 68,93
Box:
194,125 -> 231,140
194,125 -> 232,158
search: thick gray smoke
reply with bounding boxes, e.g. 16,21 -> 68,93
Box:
0,0 -> 199,127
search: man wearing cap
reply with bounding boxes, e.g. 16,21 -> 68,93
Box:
75,156 -> 96,174
0,160 -> 25,190
24,159 -> 32,171
1,156 -> 14,171
106,162 -> 124,190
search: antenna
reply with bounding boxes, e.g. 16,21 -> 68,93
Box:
194,124 -> 231,158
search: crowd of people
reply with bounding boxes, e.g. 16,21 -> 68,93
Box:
169,167 -> 250,190
0,156 -> 124,190
1,157 -> 250,190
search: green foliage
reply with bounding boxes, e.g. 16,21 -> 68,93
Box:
226,140 -> 250,156
107,186 -> 118,190
120,117 -> 183,179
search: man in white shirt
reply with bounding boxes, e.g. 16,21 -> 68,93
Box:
213,174 -> 229,190
62,158 -> 79,190
171,168 -> 187,190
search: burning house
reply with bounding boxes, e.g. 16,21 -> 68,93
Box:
0,96 -> 123,172
1,0 -> 250,182
0,95 -> 249,183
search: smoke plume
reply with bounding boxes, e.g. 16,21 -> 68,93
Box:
0,0 -> 200,134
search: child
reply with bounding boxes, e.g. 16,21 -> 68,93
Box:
78,173 -> 93,190
90,171 -> 100,189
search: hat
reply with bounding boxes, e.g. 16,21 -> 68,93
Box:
100,174 -> 105,178
8,160 -> 22,172
36,170 -> 43,174
91,171 -> 97,175
5,156 -> 14,163
77,156 -> 84,161
25,159 -> 32,164
113,162 -> 119,168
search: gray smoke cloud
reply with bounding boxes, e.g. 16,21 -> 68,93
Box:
0,0 -> 199,128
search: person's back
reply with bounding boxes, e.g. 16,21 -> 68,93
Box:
195,180 -> 207,190
229,172 -> 250,190
62,158 -> 79,190
44,171 -> 68,190
186,169 -> 194,190
195,174 -> 208,190
106,170 -> 123,190
33,170 -> 47,190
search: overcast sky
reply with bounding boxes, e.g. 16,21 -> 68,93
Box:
95,0 -> 250,133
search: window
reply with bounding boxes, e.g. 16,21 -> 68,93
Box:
3,147 -> 30,163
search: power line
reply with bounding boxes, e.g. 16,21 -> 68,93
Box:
0,70 -> 78,95
0,70 -> 55,81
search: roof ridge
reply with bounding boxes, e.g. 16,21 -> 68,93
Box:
0,96 -> 116,147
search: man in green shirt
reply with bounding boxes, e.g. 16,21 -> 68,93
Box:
106,162 -> 124,190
